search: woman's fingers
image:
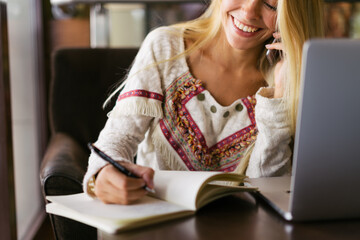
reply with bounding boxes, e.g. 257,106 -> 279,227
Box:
266,32 -> 283,52
266,41 -> 283,51
120,162 -> 155,190
94,163 -> 153,205
273,31 -> 281,39
100,164 -> 147,190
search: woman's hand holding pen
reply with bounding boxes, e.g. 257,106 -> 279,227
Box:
94,162 -> 155,205
265,32 -> 287,99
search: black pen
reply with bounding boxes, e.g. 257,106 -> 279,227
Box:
87,143 -> 155,194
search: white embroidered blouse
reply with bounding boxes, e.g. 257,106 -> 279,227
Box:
83,27 -> 292,196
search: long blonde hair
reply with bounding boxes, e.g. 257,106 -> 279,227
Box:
277,0 -> 324,135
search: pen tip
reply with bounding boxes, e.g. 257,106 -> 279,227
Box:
146,187 -> 156,194
87,143 -> 93,150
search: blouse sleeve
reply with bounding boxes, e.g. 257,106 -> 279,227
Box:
82,28 -> 168,196
109,28 -> 166,120
246,87 -> 292,177
83,114 -> 153,196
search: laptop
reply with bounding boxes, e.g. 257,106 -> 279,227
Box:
249,39 -> 360,221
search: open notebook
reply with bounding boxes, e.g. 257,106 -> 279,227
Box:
46,170 -> 256,233
249,39 -> 360,221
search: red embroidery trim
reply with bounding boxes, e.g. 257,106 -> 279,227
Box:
118,90 -> 164,101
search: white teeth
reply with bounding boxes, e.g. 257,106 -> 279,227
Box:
233,17 -> 258,33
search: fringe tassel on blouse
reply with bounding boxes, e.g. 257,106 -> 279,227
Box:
108,99 -> 163,119
151,127 -> 187,171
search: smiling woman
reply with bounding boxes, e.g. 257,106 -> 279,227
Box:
81,0 -> 324,206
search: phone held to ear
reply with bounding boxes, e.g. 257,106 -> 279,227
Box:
266,38 -> 281,66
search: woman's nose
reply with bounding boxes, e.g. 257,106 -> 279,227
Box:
242,0 -> 261,20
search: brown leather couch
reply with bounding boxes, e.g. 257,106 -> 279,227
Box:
40,48 -> 138,240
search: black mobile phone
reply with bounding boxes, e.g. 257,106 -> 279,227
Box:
266,38 -> 281,65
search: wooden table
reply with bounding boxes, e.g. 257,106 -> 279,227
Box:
98,193 -> 360,240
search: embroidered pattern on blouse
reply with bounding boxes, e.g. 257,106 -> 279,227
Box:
160,71 -> 258,172
118,90 -> 164,101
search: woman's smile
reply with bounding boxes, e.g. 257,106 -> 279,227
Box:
232,16 -> 260,33
231,15 -> 263,39
221,0 -> 277,50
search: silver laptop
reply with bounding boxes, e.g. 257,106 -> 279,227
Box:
249,39 -> 360,221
